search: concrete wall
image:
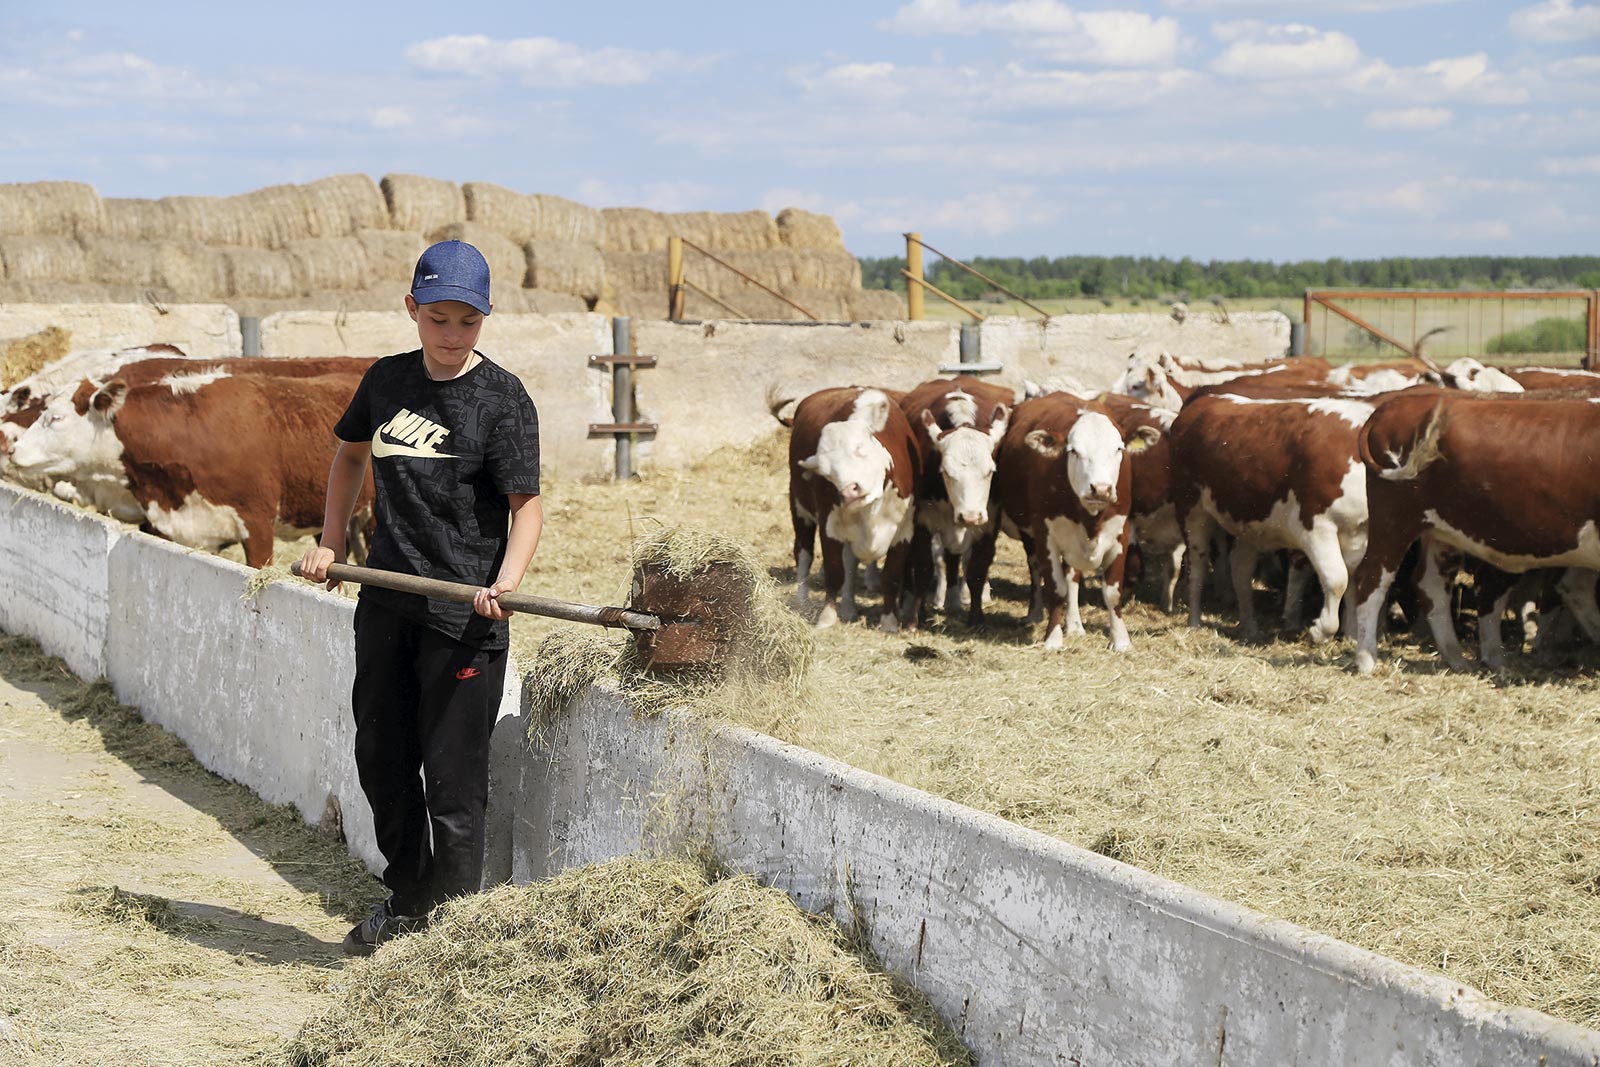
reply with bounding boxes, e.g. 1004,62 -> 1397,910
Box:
0,303 -> 241,359
1,474 -> 1598,1064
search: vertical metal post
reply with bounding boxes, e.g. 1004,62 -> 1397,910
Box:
906,232 -> 924,321
240,316 -> 261,357
612,317 -> 634,481
1302,292 -> 1313,356
1289,321 -> 1306,357
667,237 -> 685,322
959,322 -> 979,367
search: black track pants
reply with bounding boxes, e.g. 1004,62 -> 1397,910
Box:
351,596 -> 507,915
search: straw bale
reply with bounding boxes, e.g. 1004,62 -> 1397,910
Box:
601,206 -> 671,252
463,181 -> 542,244
1,326 -> 71,388
0,236 -> 87,282
281,857 -> 967,1067
0,281 -> 174,305
100,199 -> 176,241
356,228 -> 425,286
524,239 -> 605,300
664,210 -> 780,253
222,245 -> 302,299
704,249 -> 861,298
776,207 -> 844,249
239,183 -> 320,248
161,195 -> 251,247
305,286 -> 402,313
380,173 -> 466,234
0,181 -> 103,237
601,249 -> 667,294
426,222 -> 528,299
615,287 -> 669,320
79,238 -> 231,300
302,174 -> 389,239
285,236 -> 370,291
532,193 -> 602,245
492,286 -> 588,314
849,287 -> 907,321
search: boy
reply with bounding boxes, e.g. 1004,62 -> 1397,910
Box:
298,240 -> 542,955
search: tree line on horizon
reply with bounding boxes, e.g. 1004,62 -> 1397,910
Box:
857,254 -> 1600,302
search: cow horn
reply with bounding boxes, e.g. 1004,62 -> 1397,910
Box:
1411,327 -> 1449,376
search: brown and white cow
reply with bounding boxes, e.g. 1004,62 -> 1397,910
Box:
1114,345 -> 1333,411
1505,365 -> 1600,393
1171,390 -> 1374,643
898,375 -> 1012,620
970,393 -> 1160,651
8,366 -> 372,566
1093,392 -> 1184,612
787,387 -> 920,632
1352,389 -> 1600,674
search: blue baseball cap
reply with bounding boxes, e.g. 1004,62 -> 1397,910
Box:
411,240 -> 491,315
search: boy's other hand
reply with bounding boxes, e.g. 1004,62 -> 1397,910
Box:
298,545 -> 342,591
473,579 -> 518,621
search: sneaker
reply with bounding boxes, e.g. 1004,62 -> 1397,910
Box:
341,898 -> 428,956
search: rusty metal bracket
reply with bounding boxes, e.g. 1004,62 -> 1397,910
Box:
588,354 -> 658,368
588,421 -> 658,435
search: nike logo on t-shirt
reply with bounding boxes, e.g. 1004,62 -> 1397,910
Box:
372,408 -> 458,459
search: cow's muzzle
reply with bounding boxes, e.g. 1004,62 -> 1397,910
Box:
957,509 -> 989,527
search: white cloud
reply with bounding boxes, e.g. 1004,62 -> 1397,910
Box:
1167,0 -> 1457,10
883,0 -> 1079,36
804,62 -> 908,98
853,186 -> 1061,237
1542,154 -> 1600,175
883,1 -> 1182,66
1345,52 -> 1528,104
1509,0 -> 1600,42
405,35 -> 688,88
1211,22 -> 1362,78
1365,106 -> 1452,129
574,178 -> 720,213
371,106 -> 411,130
1377,180 -> 1435,216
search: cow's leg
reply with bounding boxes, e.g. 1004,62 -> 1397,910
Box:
1352,515 -> 1419,676
1230,542 -> 1262,641
1063,568 -> 1085,638
942,547 -> 965,616
1103,543 -> 1133,653
1556,567 -> 1600,644
1210,529 -> 1235,609
791,506 -> 816,607
1159,543 -> 1185,614
816,536 -> 847,629
1472,565 -> 1521,670
1020,531 -> 1044,624
863,561 -> 881,596
1302,528 -> 1349,644
1039,535 -> 1068,650
965,528 -> 999,626
1184,510 -> 1213,629
904,525 -> 934,629
1416,539 -> 1470,671
1282,554 -> 1311,631
878,541 -> 909,634
839,544 -> 860,623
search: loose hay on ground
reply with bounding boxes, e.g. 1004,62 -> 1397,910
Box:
1,325 -> 71,388
280,856 -> 970,1067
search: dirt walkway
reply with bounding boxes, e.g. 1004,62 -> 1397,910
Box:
0,635 -> 381,1066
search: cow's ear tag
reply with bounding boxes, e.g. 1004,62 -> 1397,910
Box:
1126,435 -> 1150,454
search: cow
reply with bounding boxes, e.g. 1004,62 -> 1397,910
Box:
8,365 -> 372,567
1352,389 -> 1600,674
1114,346 -> 1333,412
1435,358 -> 1525,393
897,375 -> 1012,620
787,387 -> 920,632
1094,392 -> 1183,612
1171,391 -> 1375,644
969,393 -> 1160,651
1505,365 -> 1600,393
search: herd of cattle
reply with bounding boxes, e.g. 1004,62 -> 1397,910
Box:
3,340 -> 1598,676
777,346 -> 1600,675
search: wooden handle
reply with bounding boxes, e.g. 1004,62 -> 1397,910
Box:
289,561 -> 660,631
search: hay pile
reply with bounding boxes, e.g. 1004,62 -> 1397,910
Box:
0,175 -> 901,321
0,325 -> 70,388
280,856 -> 969,1067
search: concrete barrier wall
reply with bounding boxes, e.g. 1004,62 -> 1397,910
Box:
0,303 -> 241,359
2,476 -> 1599,1064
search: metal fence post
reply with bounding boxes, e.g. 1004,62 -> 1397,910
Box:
240,316 -> 261,357
612,317 -> 634,481
1289,321 -> 1307,357
906,232 -> 924,321
939,319 -> 1004,375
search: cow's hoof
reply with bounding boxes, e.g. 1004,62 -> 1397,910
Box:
1354,651 -> 1376,676
1309,620 -> 1339,644
1110,637 -> 1132,653
838,605 -> 859,623
1065,622 -> 1086,638
1043,629 -> 1064,651
878,615 -> 901,635
816,604 -> 839,629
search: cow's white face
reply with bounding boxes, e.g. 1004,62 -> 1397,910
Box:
800,390 -> 896,509
1444,358 -> 1523,393
8,381 -> 125,491
1064,412 -> 1128,513
922,400 -> 1008,527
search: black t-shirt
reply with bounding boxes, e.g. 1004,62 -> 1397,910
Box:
334,350 -> 540,649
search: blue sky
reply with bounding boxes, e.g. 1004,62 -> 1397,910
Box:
2,0 -> 1597,260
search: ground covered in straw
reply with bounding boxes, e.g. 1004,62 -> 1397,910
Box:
507,431 -> 1600,1031
282,857 -> 968,1067
0,635 -> 377,1066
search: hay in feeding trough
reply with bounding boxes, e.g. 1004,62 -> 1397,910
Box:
1,325 -> 71,389
279,856 -> 970,1067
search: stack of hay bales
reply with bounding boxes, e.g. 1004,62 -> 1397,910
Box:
0,176 -> 904,321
